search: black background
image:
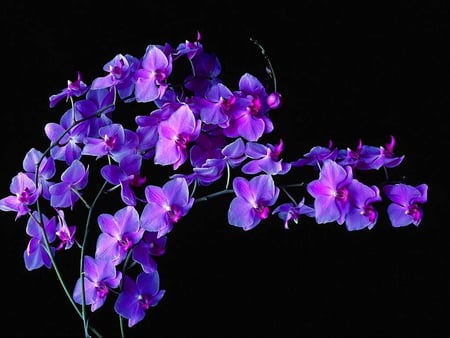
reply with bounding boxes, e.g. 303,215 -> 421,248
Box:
1,1 -> 449,337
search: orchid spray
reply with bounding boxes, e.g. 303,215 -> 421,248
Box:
0,32 -> 428,337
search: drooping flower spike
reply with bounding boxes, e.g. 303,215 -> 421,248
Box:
0,32 -> 428,337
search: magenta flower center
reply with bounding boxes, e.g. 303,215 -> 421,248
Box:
104,134 -> 118,149
17,188 -> 32,203
221,96 -> 236,112
95,282 -> 109,298
248,97 -> 262,115
154,70 -> 167,82
139,294 -> 151,310
168,205 -> 182,223
119,235 -> 133,251
406,204 -> 421,222
361,205 -> 377,222
254,202 -> 269,220
334,187 -> 348,202
175,134 -> 189,149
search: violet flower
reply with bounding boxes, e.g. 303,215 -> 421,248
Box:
114,271 -> 166,328
48,159 -> 89,209
73,255 -> 122,311
228,174 -> 280,230
95,206 -> 144,264
23,211 -> 57,271
49,71 -> 88,108
140,177 -> 194,238
306,159 -> 353,225
134,44 -> 172,102
154,103 -> 201,170
0,172 -> 38,219
383,183 -> 428,227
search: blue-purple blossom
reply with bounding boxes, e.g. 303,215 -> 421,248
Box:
383,183 -> 428,227
135,102 -> 181,159
154,104 -> 201,170
101,153 -> 146,206
242,139 -> 291,175
291,140 -> 338,168
44,109 -> 90,165
191,82 -> 234,126
189,131 -> 227,168
337,136 -> 405,170
74,87 -> 115,137
132,231 -> 167,273
82,123 -> 137,163
23,211 -> 57,271
306,159 -> 353,225
49,71 -> 88,108
55,209 -> 77,250
223,73 -> 276,141
48,159 -> 89,209
272,198 -> 315,229
73,255 -> 122,311
140,177 -> 194,238
173,31 -> 203,60
90,53 -> 140,101
345,180 -> 382,231
22,148 -> 56,200
114,271 -> 165,327
0,172 -> 38,219
95,206 -> 144,264
228,174 -> 280,230
184,51 -> 222,96
134,45 -> 172,102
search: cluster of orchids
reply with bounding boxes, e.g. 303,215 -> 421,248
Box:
0,32 -> 428,337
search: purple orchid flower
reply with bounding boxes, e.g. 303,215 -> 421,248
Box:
383,183 -> 428,227
134,45 -> 172,102
73,255 -> 122,312
345,181 -> 382,231
191,82 -> 234,126
272,198 -> 315,229
101,153 -> 146,206
132,231 -> 167,273
22,148 -> 56,200
338,136 -> 405,170
306,159 -> 353,225
291,140 -> 338,168
95,206 -> 144,264
242,139 -> 291,175
55,209 -> 77,250
184,51 -> 222,96
140,177 -> 194,238
23,211 -> 57,271
44,109 -> 90,165
49,71 -> 88,108
223,73 -> 275,141
48,159 -> 89,209
135,102 -> 181,159
74,87 -> 115,137
114,271 -> 165,328
154,103 -> 201,170
0,172 -> 39,219
173,30 -> 203,60
90,53 -> 140,101
228,174 -> 280,230
82,123 -> 138,163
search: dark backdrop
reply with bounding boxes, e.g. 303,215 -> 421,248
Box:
1,1 -> 448,337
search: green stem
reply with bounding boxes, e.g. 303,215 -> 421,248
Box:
249,37 -> 278,92
195,189 -> 234,203
79,179 -> 109,337
32,207 -> 102,337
